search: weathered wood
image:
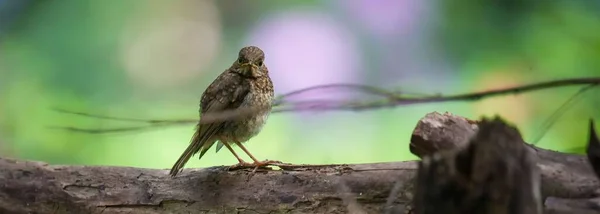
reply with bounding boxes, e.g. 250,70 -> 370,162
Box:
0,158 -> 418,214
0,112 -> 598,214
410,112 -> 599,200
410,112 -> 600,214
413,117 -> 542,214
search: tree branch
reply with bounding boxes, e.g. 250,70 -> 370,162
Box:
1,112 -> 599,214
410,112 -> 599,200
0,158 -> 417,214
49,77 -> 599,134
413,116 -> 543,214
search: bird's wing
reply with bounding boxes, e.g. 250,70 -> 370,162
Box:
169,72 -> 249,177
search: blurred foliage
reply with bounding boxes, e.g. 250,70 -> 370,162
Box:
0,0 -> 598,169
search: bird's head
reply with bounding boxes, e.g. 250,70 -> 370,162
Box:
232,46 -> 267,78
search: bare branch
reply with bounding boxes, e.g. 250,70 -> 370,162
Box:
2,112 -> 600,213
413,117 -> 542,214
530,84 -> 595,145
51,77 -> 599,134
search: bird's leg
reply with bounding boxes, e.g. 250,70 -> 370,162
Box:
221,141 -> 249,164
234,141 -> 282,167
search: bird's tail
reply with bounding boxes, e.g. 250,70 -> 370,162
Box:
169,125 -> 216,177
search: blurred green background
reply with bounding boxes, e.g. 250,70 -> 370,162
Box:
0,0 -> 598,169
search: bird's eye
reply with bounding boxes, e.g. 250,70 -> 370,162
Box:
257,61 -> 263,66
238,58 -> 244,64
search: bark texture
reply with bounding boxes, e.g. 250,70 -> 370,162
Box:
0,112 -> 598,214
413,116 -> 543,214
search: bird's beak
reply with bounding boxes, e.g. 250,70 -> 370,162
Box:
240,63 -> 261,78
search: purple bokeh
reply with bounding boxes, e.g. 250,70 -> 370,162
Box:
336,0 -> 426,37
246,11 -> 363,102
335,0 -> 452,91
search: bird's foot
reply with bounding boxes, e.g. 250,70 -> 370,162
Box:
227,161 -> 253,170
227,160 -> 284,171
249,159 -> 285,173
253,159 -> 283,167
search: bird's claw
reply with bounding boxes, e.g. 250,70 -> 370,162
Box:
227,160 -> 284,171
254,159 -> 284,166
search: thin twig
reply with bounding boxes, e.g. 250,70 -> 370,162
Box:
50,107 -> 196,124
273,83 -> 431,105
50,77 -> 600,134
530,85 -> 596,145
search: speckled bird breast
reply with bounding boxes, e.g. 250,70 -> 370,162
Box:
219,87 -> 274,143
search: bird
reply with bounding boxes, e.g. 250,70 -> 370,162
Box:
169,46 -> 280,177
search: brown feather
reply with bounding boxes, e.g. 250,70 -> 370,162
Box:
169,46 -> 273,177
169,71 -> 249,177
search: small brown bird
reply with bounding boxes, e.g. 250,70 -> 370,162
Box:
169,46 -> 280,177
